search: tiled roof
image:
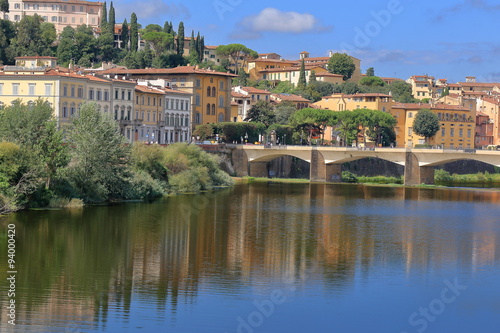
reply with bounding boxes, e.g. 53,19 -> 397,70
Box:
345,93 -> 393,98
100,66 -> 237,77
393,103 -> 469,111
315,72 -> 343,77
231,92 -> 248,98
459,82 -> 500,87
272,93 -> 311,102
135,85 -> 165,94
240,87 -> 271,94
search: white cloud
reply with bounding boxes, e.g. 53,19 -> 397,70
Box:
231,8 -> 331,39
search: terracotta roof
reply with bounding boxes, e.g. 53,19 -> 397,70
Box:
459,82 -> 500,88
205,45 -> 218,50
481,97 -> 500,105
249,59 -> 296,64
231,101 -> 239,106
447,84 -> 461,87
135,85 -> 165,94
315,73 -> 343,77
231,92 -> 248,98
346,93 -> 393,98
477,112 -> 490,116
271,93 -> 311,103
393,103 -> 469,111
163,87 -> 192,95
240,87 -> 271,94
99,66 -> 237,77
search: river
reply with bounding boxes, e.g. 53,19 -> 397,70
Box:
1,183 -> 499,333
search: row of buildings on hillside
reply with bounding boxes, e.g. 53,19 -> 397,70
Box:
0,56 -> 312,143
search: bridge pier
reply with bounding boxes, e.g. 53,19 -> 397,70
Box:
249,162 -> 268,178
404,152 -> 434,186
310,149 -> 342,182
232,148 -> 249,177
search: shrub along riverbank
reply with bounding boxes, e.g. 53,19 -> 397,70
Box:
0,101 -> 232,215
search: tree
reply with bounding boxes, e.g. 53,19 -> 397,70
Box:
441,87 -> 450,97
142,30 -> 173,57
297,58 -> 307,89
336,111 -> 359,146
0,0 -> 8,13
309,70 -> 317,84
198,35 -> 204,63
121,19 -> 128,50
244,100 -> 276,127
74,24 -> 97,65
130,13 -> 138,52
66,103 -> 131,202
359,76 -> 385,87
412,109 -> 440,143
216,43 -> 258,74
390,81 -> 417,103
0,99 -> 69,192
327,53 -> 356,81
100,2 -> 107,31
97,31 -> 116,62
108,1 -> 115,35
176,21 -> 184,56
275,101 -> 298,125
290,108 -> 338,143
11,15 -> 55,57
0,19 -> 15,64
366,67 -> 375,77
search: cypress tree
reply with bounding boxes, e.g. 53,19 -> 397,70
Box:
298,58 -> 307,89
0,0 -> 9,13
130,12 -> 138,52
176,21 -> 184,56
121,19 -> 128,50
108,1 -> 115,35
198,36 -> 204,63
100,2 -> 107,30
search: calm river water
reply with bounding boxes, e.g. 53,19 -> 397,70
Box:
1,183 -> 500,333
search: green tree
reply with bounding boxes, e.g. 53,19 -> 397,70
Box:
142,30 -> 173,57
121,19 -> 128,50
100,2 -> 107,31
297,58 -> 307,89
290,108 -> 337,143
412,109 -> 440,143
0,0 -> 8,13
0,19 -> 15,64
244,100 -> 276,127
327,53 -> 356,81
176,21 -> 184,56
11,15 -> 56,57
198,35 -> 204,63
130,12 -> 138,52
359,76 -> 385,87
108,1 -> 115,35
441,87 -> 450,97
336,111 -> 359,146
390,81 -> 417,103
65,103 -> 131,203
275,101 -> 297,125
97,31 -> 116,62
216,43 -> 258,74
74,24 -> 97,65
309,70 -> 317,84
366,67 -> 375,77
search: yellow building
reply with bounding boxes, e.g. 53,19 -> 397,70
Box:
313,93 -> 393,112
477,97 -> 500,146
99,66 -> 236,130
134,85 -> 164,143
392,103 -> 475,149
247,59 -> 297,81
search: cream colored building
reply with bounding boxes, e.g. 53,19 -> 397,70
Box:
6,0 -> 102,33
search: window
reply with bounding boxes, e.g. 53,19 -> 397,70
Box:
176,99 -> 179,110
70,104 -> 76,116
14,3 -> 20,9
212,87 -> 216,96
195,113 -> 200,123
195,94 -> 200,106
207,86 -> 211,97
219,96 -> 224,107
441,128 -> 445,137
0,83 -> 3,95
121,90 -> 125,100
408,112 -> 413,118
89,89 -> 94,100
12,83 -> 19,95
180,101 -> 184,110
104,90 -> 109,101
63,105 -> 68,118
218,113 -> 224,122
128,91 -> 132,100
153,97 -> 156,106
459,129 -> 463,137
78,87 -> 84,98
115,89 -> 119,99
220,81 -> 224,90
136,96 -> 139,104
159,98 -> 162,107
63,85 -> 68,96
71,85 -> 75,97
467,129 -> 471,138
450,128 -> 454,137
28,83 -> 35,96
14,15 -> 20,21
211,104 -> 216,115
408,127 -> 413,136
196,79 -> 201,88
206,103 -> 211,115
24,4 -> 29,9
72,17 -> 75,24
147,97 -> 150,105
80,6 -> 83,11
97,90 -> 102,101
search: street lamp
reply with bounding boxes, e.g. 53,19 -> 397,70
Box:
245,132 -> 248,144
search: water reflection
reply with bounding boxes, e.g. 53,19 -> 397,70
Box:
0,184 -> 499,332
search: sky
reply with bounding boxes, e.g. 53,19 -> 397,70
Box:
114,0 -> 500,83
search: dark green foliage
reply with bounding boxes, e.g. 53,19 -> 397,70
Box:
193,122 -> 266,143
10,15 -> 55,57
121,19 -> 128,50
359,76 -> 385,87
101,2 -> 107,30
297,58 -> 307,89
108,1 -> 115,35
274,101 -> 297,125
366,67 -> 375,77
327,53 -> 356,81
216,43 -> 258,74
176,21 -> 184,55
412,109 -> 440,141
130,12 -> 138,52
342,171 -> 358,183
0,19 -> 15,64
244,100 -> 276,127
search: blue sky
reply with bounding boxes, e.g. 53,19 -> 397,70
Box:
115,0 -> 500,83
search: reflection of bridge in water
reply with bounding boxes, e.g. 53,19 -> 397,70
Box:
227,145 -> 500,185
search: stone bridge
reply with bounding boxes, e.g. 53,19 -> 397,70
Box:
229,145 -> 500,185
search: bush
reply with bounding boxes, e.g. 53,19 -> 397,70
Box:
434,169 -> 453,182
342,171 -> 358,183
125,169 -> 166,199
